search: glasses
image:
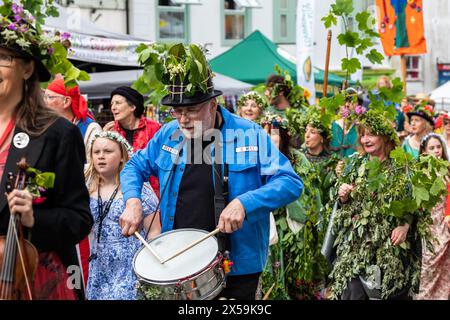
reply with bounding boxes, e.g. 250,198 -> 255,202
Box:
444,120 -> 450,126
43,94 -> 65,101
0,53 -> 26,67
170,102 -> 209,119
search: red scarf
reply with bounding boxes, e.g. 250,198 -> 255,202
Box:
47,79 -> 93,122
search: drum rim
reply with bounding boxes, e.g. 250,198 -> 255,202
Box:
133,228 -> 220,284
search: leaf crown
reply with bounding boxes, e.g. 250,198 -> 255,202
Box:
136,42 -> 214,98
358,109 -> 400,145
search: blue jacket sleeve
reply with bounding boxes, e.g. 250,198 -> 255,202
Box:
237,130 -> 303,223
120,131 -> 161,201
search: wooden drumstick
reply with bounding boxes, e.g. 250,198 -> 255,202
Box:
161,228 -> 220,264
134,231 -> 164,264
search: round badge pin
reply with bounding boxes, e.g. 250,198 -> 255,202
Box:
13,132 -> 30,149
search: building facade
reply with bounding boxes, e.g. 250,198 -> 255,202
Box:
57,0 -> 450,95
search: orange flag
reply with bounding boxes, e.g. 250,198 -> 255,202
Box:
376,0 -> 427,56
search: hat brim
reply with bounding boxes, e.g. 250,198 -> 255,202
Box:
407,112 -> 434,125
0,45 -> 51,82
161,90 -> 223,107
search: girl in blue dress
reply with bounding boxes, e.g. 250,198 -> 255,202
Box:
85,131 -> 159,300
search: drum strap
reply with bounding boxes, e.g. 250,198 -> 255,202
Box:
213,162 -> 230,252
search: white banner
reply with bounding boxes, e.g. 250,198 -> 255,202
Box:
44,26 -> 150,67
296,0 -> 316,104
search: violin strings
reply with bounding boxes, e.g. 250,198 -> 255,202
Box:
11,217 -> 33,300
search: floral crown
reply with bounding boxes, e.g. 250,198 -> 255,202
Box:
358,109 -> 400,145
237,91 -> 267,109
267,65 -> 310,109
420,133 -> 445,150
92,131 -> 134,157
0,0 -> 89,85
434,112 -> 450,130
403,102 -> 434,125
136,42 -> 215,100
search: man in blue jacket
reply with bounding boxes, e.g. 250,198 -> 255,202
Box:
119,45 -> 303,300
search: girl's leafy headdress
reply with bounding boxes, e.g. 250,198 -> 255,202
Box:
135,42 -> 222,107
287,106 -> 333,141
0,0 -> 89,85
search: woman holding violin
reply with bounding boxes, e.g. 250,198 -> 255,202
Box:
0,2 -> 92,299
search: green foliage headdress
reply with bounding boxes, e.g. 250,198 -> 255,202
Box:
358,109 -> 400,145
266,65 -> 310,110
134,42 -> 222,107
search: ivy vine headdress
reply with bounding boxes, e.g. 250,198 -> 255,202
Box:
135,42 -> 222,107
287,107 -> 333,141
358,109 -> 400,145
0,0 -> 89,85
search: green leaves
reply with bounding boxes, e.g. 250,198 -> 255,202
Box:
337,31 -> 359,47
341,57 -> 361,74
331,0 -> 354,16
366,49 -> 384,64
322,13 -> 337,28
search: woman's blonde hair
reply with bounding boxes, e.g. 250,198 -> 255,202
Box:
85,133 -> 131,194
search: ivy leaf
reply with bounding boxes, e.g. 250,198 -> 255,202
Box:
341,57 -> 361,74
168,43 -> 186,58
322,13 -> 337,28
366,49 -> 384,64
35,172 -> 55,189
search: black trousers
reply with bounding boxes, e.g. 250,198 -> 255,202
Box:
341,278 -> 412,300
217,272 -> 261,300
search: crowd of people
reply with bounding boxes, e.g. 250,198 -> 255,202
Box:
1,2 -> 449,301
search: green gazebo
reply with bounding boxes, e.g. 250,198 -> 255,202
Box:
210,30 -> 353,97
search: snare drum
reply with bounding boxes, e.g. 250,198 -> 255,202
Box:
133,229 -> 225,300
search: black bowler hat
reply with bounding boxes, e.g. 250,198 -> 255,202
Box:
0,44 -> 51,82
161,75 -> 223,107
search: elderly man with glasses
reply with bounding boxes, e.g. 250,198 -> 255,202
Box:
119,44 -> 303,300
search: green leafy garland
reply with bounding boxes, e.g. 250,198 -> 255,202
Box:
329,148 -> 449,299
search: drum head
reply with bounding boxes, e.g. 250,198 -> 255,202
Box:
134,229 -> 219,283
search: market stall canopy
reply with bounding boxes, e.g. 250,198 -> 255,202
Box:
430,80 -> 450,111
79,70 -> 253,100
44,4 -> 150,66
210,30 -> 353,93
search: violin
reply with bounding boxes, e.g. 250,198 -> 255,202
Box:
0,158 -> 39,300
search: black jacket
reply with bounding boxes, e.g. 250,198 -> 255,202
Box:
0,117 -> 93,270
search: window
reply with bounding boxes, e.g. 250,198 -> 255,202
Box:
222,0 -> 252,46
273,0 -> 296,44
157,0 -> 190,43
406,56 -> 423,81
